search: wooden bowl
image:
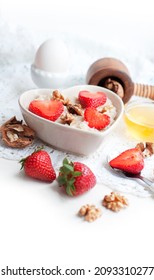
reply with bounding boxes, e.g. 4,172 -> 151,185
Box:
86,57 -> 134,103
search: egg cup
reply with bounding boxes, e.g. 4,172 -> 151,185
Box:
31,64 -> 70,88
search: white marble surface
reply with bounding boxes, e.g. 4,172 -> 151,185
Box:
1,0 -> 154,57
0,2 -> 154,278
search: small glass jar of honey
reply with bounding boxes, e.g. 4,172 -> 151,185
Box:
124,100 -> 154,141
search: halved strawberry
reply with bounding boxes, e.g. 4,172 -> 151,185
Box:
109,148 -> 144,174
78,90 -> 107,108
29,99 -> 64,121
84,107 -> 110,130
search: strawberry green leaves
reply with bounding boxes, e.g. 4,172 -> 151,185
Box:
57,158 -> 96,196
58,158 -> 82,196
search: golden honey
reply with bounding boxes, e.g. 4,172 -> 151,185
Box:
124,101 -> 154,141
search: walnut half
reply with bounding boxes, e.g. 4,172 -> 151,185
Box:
104,78 -> 124,99
60,113 -> 74,125
67,104 -> 83,116
135,142 -> 154,157
102,192 -> 128,212
52,90 -> 70,106
0,116 -> 35,148
78,204 -> 102,222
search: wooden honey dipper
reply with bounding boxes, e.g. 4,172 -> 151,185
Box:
86,57 -> 154,103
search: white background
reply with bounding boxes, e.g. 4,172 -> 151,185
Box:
1,1 -> 154,279
1,0 -> 154,56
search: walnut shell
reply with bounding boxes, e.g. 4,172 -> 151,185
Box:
0,116 -> 35,148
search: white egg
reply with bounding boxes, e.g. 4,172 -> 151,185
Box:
34,38 -> 69,73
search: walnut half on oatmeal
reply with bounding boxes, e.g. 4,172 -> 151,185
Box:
52,90 -> 70,106
102,192 -> 128,212
67,103 -> 83,116
60,113 -> 74,125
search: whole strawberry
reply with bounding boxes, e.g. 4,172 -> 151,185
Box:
20,148 -> 56,182
57,158 -> 96,196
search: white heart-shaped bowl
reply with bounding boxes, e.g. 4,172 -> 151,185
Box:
19,85 -> 124,155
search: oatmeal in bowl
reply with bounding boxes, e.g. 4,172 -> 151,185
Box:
19,85 -> 124,155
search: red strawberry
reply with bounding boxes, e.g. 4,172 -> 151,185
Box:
20,148 -> 56,182
29,99 -> 64,121
109,148 -> 144,174
78,90 -> 107,108
84,107 -> 110,130
57,158 -> 96,196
